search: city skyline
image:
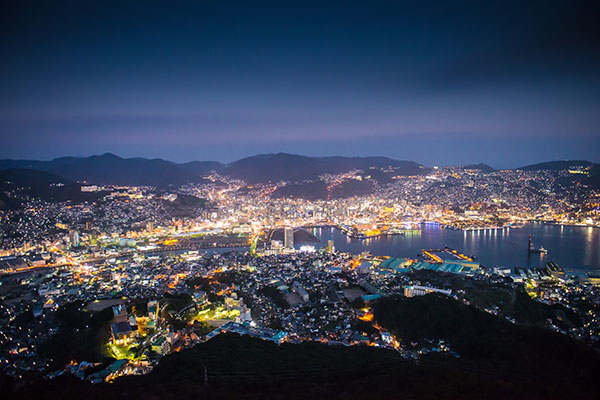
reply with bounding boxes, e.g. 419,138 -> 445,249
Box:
2,1 -> 599,167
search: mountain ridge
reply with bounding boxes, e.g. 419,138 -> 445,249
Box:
0,153 -> 429,186
0,153 -> 596,187
0,168 -> 107,207
516,160 -> 596,171
463,163 -> 496,173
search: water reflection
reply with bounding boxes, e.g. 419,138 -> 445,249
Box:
312,223 -> 599,270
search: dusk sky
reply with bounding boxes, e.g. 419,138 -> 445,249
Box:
1,1 -> 599,168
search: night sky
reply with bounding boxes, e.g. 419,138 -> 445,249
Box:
1,1 -> 599,168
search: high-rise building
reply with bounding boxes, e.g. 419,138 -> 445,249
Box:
326,240 -> 335,253
284,227 -> 294,249
72,231 -> 80,247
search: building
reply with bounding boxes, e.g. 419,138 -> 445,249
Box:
112,304 -> 128,324
148,300 -> 159,322
38,284 -> 61,297
225,296 -> 243,309
111,322 -> 136,345
546,262 -> 565,279
32,304 -> 43,318
361,293 -> 382,304
193,291 -> 207,306
210,322 -> 288,344
293,282 -> 310,302
421,248 -> 480,273
151,336 -> 170,355
381,332 -> 392,344
284,227 -> 294,249
27,254 -> 46,267
72,231 -> 80,247
263,248 -> 282,256
404,285 -> 452,298
326,240 -> 335,253
0,256 -> 28,272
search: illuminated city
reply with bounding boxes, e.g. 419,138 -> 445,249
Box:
1,1 -> 600,399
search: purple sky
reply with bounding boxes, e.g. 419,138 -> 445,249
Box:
1,1 -> 599,168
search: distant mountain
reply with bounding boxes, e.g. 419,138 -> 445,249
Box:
516,160 -> 596,171
0,168 -> 72,187
222,153 -> 322,183
329,178 -> 374,198
271,181 -> 329,200
318,155 -> 426,174
0,159 -> 48,170
159,193 -> 209,218
589,165 -> 600,188
463,163 -> 496,173
0,153 -> 426,186
0,169 -> 67,209
178,160 -> 225,176
222,153 -> 427,183
0,153 -> 200,187
4,154 -> 596,188
271,178 -> 377,200
0,168 -> 106,205
47,153 -> 201,187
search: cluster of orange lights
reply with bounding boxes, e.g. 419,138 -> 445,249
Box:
422,251 -> 442,263
358,309 -> 374,322
363,228 -> 381,237
168,273 -> 187,289
447,249 -> 473,262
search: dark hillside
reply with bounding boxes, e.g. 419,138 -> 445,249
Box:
9,331 -> 600,400
373,294 -> 600,376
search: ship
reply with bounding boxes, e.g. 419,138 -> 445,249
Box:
528,235 -> 548,254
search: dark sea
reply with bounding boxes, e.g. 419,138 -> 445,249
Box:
309,222 -> 600,271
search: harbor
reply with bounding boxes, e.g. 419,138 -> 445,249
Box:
310,221 -> 600,271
